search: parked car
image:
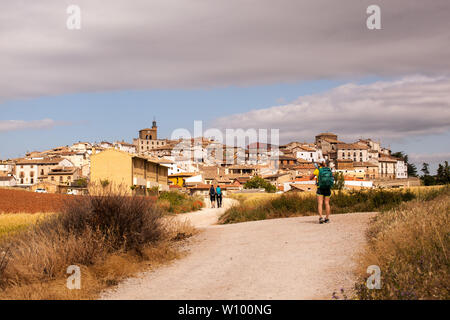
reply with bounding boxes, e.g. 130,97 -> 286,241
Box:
35,188 -> 47,193
67,189 -> 77,195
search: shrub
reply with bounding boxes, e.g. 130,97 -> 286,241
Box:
57,190 -> 163,251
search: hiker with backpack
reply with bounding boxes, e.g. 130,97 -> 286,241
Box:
209,185 -> 216,208
310,159 -> 334,224
216,185 -> 223,208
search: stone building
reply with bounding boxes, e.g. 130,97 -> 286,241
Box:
336,143 -> 369,163
133,120 -> 167,153
378,156 -> 397,179
353,162 -> 379,180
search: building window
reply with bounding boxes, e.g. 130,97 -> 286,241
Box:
30,178 -> 34,184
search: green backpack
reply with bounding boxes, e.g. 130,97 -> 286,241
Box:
318,167 -> 334,188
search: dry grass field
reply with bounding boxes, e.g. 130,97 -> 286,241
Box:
354,188 -> 449,299
0,213 -> 53,240
0,190 -> 198,300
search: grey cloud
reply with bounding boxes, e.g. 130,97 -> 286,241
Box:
1,0 -> 450,101
409,152 -> 450,165
211,76 -> 450,143
0,119 -> 60,132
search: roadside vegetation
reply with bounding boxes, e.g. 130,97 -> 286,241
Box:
157,191 -> 204,214
0,188 -> 197,299
354,186 -> 449,299
243,176 -> 277,193
220,186 -> 447,224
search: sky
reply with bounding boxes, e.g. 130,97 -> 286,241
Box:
1,0 -> 450,173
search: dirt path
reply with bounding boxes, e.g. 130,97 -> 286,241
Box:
101,200 -> 376,300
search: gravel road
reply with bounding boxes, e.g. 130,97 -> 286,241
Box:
101,199 -> 375,300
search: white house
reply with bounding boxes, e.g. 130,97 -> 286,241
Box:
185,174 -> 203,185
0,161 -> 14,174
114,141 -> 136,154
159,158 -> 185,176
396,160 -> 408,179
70,142 -> 92,153
0,175 -> 17,187
296,146 -> 323,163
15,158 -> 74,187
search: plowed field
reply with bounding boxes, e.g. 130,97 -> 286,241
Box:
0,188 -> 71,213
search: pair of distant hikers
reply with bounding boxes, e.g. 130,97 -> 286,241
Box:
209,185 -> 222,208
309,159 -> 334,224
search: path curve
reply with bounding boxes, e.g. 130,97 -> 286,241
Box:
101,199 -> 375,300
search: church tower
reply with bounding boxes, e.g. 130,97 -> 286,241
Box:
139,119 -> 157,140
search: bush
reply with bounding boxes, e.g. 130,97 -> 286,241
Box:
57,190 -> 163,251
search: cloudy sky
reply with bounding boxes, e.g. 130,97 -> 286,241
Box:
1,0 -> 449,172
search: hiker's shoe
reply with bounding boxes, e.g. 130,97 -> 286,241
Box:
324,218 -> 330,223
319,217 -> 324,224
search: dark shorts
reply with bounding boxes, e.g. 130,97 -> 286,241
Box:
316,186 -> 331,197
210,195 -> 215,202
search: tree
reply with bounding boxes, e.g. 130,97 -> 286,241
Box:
436,163 -> 445,184
422,175 -> 436,186
436,161 -> 450,185
420,162 -> 435,186
446,161 -> 450,184
244,176 -> 277,193
407,163 -> 418,177
331,171 -> 345,191
421,163 -> 430,176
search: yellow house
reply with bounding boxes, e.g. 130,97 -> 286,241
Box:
90,149 -> 168,195
168,172 -> 196,187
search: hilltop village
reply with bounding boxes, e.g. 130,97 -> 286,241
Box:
0,121 -> 417,195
